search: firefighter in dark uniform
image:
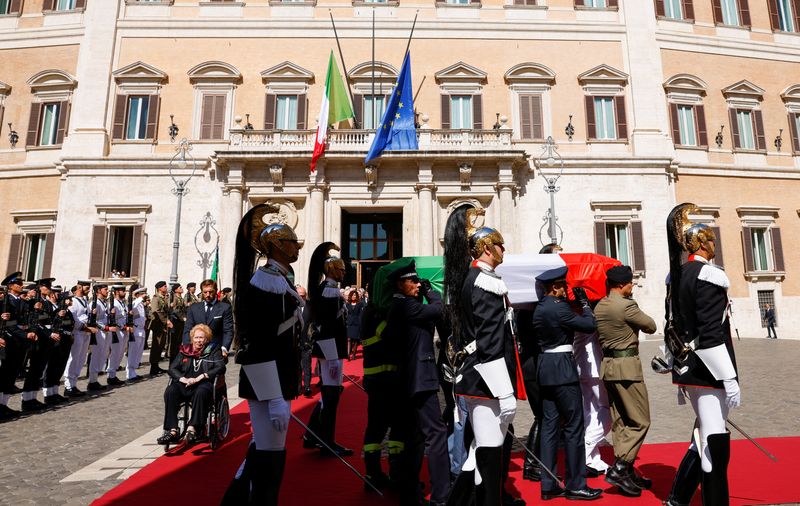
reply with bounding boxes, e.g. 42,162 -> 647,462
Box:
21,278 -> 62,411
302,242 -> 353,457
1,272 -> 35,419
532,267 -> 602,501
221,203 -> 304,505
663,203 -> 741,506
42,286 -> 74,404
385,260 -> 450,506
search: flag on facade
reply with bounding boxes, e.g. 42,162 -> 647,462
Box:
310,51 -> 354,172
210,246 -> 219,282
365,51 -> 418,165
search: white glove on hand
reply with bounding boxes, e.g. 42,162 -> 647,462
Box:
498,394 -> 517,424
722,379 -> 741,409
268,397 -> 290,432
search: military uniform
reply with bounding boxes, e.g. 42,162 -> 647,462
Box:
64,284 -> 91,396
42,289 -> 74,403
0,273 -> 32,418
149,285 -> 169,374
168,286 -> 187,360
127,288 -> 148,381
21,280 -> 60,410
87,289 -> 113,390
105,289 -> 128,384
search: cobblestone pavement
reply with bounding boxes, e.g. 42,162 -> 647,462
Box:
0,337 -> 797,505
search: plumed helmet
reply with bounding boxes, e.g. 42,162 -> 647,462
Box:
684,223 -> 716,254
308,242 -> 343,296
249,203 -> 300,257
667,202 -> 715,254
466,208 -> 504,260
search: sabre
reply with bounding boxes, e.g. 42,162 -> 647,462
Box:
290,414 -> 384,496
727,417 -> 778,462
343,372 -> 366,393
510,432 -> 566,490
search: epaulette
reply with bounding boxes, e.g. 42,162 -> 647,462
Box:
474,269 -> 508,296
250,265 -> 292,295
698,263 -> 730,289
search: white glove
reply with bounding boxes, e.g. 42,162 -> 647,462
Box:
722,379 -> 741,409
498,394 -> 517,424
268,397 -> 290,432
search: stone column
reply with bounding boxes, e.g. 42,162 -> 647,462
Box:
496,161 -> 517,251
221,162 -> 245,286
416,161 -> 436,256
306,163 -> 327,249
61,1 -> 122,157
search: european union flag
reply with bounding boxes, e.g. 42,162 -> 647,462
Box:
365,51 -> 418,164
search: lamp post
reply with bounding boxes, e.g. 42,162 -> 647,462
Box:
168,138 -> 198,283
536,136 -> 564,246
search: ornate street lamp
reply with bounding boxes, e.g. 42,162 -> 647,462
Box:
168,138 -> 199,283
8,123 -> 19,148
194,211 -> 219,280
536,136 -> 564,246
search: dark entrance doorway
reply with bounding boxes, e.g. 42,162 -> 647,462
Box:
341,211 -> 403,291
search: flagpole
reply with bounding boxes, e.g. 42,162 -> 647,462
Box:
371,7 -> 376,130
403,10 -> 419,58
329,10 -> 360,128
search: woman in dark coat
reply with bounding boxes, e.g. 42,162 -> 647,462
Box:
158,323 -> 225,445
346,290 -> 365,359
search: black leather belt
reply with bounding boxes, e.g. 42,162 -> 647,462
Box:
603,347 -> 639,358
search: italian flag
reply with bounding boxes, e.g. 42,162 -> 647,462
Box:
311,51 -> 354,172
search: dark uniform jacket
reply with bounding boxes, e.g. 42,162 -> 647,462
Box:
360,304 -> 398,391
2,294 -> 29,345
311,280 -> 348,360
386,290 -> 443,396
236,262 -> 303,400
455,262 -> 520,400
532,295 -> 596,386
673,257 -> 738,389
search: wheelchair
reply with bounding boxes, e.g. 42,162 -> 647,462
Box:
163,374 -> 231,451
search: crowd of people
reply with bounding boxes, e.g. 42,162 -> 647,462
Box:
0,275 -> 233,421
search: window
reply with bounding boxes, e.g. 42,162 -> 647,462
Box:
363,95 -> 386,130
513,0 -> 538,5
677,105 -> 697,145
758,290 -> 776,327
518,94 -> 544,140
790,112 -> 800,153
275,95 -> 298,130
736,109 -> 756,149
592,208 -> 645,272
664,0 -> 682,19
778,0 -> 795,30
56,0 -> 76,10
605,223 -> 630,265
125,96 -> 150,140
593,97 -> 616,140
200,94 -> 227,140
584,0 -> 606,6
39,103 -> 61,146
109,226 -> 134,276
750,227 -> 769,271
720,0 -> 739,25
446,0 -> 471,4
24,234 -> 48,281
741,223 -> 785,274
728,106 -> 766,151
0,0 -> 9,15
450,95 -> 473,129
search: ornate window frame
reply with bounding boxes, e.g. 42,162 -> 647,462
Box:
188,61 -> 242,141
505,62 -> 555,140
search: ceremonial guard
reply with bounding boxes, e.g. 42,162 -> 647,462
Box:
42,286 -> 74,404
595,265 -> 657,496
105,285 -> 128,386
127,287 -> 148,382
532,268 -> 602,500
663,203 -> 741,506
149,281 -> 171,375
445,207 -> 525,506
303,242 -> 352,456
20,278 -> 61,411
1,272 -> 34,419
221,203 -> 303,505
385,260 -> 450,506
64,281 -> 92,397
87,284 -> 116,391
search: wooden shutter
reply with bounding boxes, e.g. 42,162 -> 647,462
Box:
696,104 -> 708,146
89,225 -> 108,278
574,0 -> 585,5
585,95 -> 596,140
212,94 -> 226,139
472,95 -> 483,129
771,227 -> 785,272
712,0 -> 723,23
441,95 -> 450,129
40,232 -> 55,278
711,226 -> 724,268
54,101 -> 70,145
738,0 -> 751,27
263,94 -> 276,130
654,0 -> 665,16
6,233 -> 23,274
43,0 -> 55,10
789,113 -> 800,153
9,0 -> 23,14
729,108 -> 740,149
767,0 -> 781,30
75,0 -> 86,8
741,226 -> 754,272
669,103 -> 680,145
794,0 -> 800,32
594,222 -> 607,255
26,102 -> 42,147
615,95 -> 627,140
145,94 -> 160,141
607,0 -> 617,6
753,109 -> 766,150
631,221 -> 646,272
130,225 -> 144,278
200,94 -> 216,140
352,94 -> 363,128
296,93 -> 307,129
518,94 -> 543,140
112,95 -> 127,140
682,0 -> 694,20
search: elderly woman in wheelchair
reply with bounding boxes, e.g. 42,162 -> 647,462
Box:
158,323 -> 226,446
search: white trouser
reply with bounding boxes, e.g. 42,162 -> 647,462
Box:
248,399 -> 291,451
319,358 -> 343,386
106,330 -> 127,379
580,376 -> 611,470
462,397 -> 512,485
685,386 -> 729,472
89,330 -> 109,382
63,331 -> 91,389
126,328 -> 146,379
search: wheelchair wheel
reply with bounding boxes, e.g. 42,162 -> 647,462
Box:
217,396 -> 230,442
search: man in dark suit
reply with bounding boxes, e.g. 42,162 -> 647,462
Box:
764,304 -> 777,339
183,279 -> 233,357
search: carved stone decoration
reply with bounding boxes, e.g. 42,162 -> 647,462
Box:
270,163 -> 284,189
262,199 -> 298,228
365,165 -> 378,190
459,162 -> 473,189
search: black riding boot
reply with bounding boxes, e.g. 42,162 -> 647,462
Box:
303,401 -> 323,448
249,449 -> 286,506
502,429 -> 526,505
701,432 -> 730,506
319,385 -> 352,455
475,446 -> 504,506
220,443 -> 256,506
523,418 -> 542,482
664,448 -> 702,506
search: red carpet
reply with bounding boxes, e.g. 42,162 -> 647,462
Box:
94,358 -> 799,505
